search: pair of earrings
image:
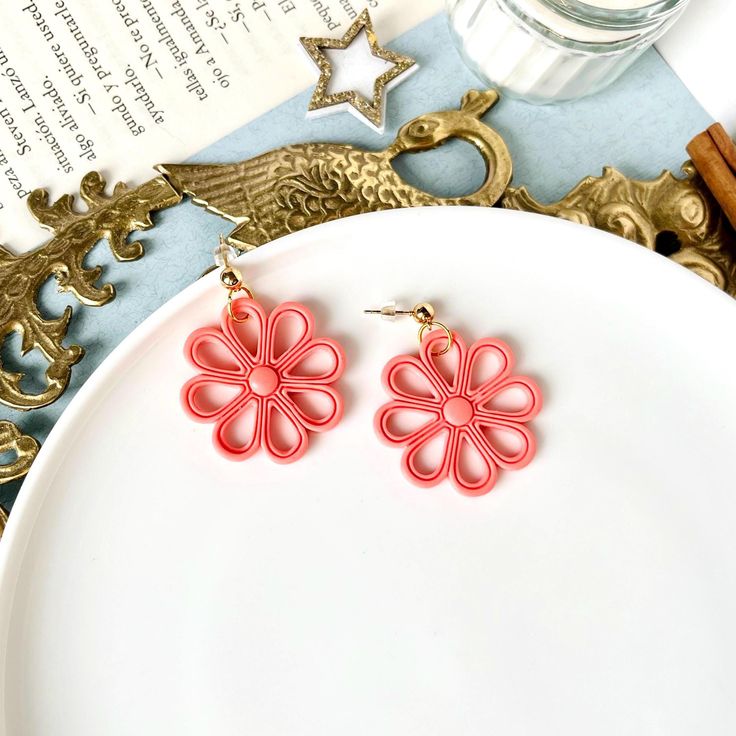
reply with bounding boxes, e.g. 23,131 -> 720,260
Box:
181,240 -> 542,496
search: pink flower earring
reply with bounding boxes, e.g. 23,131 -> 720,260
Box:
367,302 -> 541,496
181,237 -> 345,463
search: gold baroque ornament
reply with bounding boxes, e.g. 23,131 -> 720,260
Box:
0,173 -> 181,411
0,420 -> 39,486
503,162 -> 736,296
156,89 -> 513,248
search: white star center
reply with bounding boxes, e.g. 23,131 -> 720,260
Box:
324,29 -> 396,102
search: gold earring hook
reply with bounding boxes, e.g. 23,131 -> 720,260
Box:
364,301 -> 453,355
417,320 -> 453,356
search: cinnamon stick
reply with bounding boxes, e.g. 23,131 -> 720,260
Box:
687,123 -> 736,231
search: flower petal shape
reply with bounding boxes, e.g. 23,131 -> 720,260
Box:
213,395 -> 262,461
419,330 -> 468,396
473,418 -> 536,470
463,338 -> 513,397
221,298 -> 268,367
281,338 -> 345,385
184,327 -> 249,377
449,429 -> 499,496
476,376 -> 542,423
281,385 -> 344,432
268,302 -> 314,366
402,424 -> 455,488
375,401 -> 442,446
382,355 -> 445,404
181,375 -> 249,422
262,397 -> 310,464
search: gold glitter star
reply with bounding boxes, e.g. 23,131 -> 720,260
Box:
300,10 -> 417,132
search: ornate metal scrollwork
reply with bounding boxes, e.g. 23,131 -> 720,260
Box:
503,162 -> 736,296
0,420 -> 39,484
0,173 -> 180,412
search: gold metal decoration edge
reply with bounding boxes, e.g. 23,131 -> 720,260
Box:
0,420 -> 39,486
502,161 -> 736,296
0,173 -> 181,411
158,87 -> 735,295
156,89 -> 513,248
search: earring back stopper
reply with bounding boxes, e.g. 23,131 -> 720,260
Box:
364,301 -> 435,323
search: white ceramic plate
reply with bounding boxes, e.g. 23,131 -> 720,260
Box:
2,208 -> 736,735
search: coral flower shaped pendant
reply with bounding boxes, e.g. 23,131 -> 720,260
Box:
375,330 -> 541,496
182,299 -> 345,463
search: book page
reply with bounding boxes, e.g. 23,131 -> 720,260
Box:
0,0 -> 442,253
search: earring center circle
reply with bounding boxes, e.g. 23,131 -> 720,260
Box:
248,365 -> 280,396
442,396 -> 474,427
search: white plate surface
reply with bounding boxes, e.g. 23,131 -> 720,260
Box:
2,208 -> 736,735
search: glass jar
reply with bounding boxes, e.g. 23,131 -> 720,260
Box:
446,0 -> 692,103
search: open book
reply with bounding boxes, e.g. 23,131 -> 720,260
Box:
0,0 -> 440,253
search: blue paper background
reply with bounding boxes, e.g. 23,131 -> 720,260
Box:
1,13 -> 712,507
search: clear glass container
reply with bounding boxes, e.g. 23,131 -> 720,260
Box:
446,0 -> 692,103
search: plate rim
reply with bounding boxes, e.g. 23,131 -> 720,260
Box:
2,205 -> 735,729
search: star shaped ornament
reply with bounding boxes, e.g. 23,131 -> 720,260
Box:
300,10 -> 417,134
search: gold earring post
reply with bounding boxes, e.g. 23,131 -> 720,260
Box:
216,234 -> 253,322
363,301 -> 435,322
364,301 -> 452,355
